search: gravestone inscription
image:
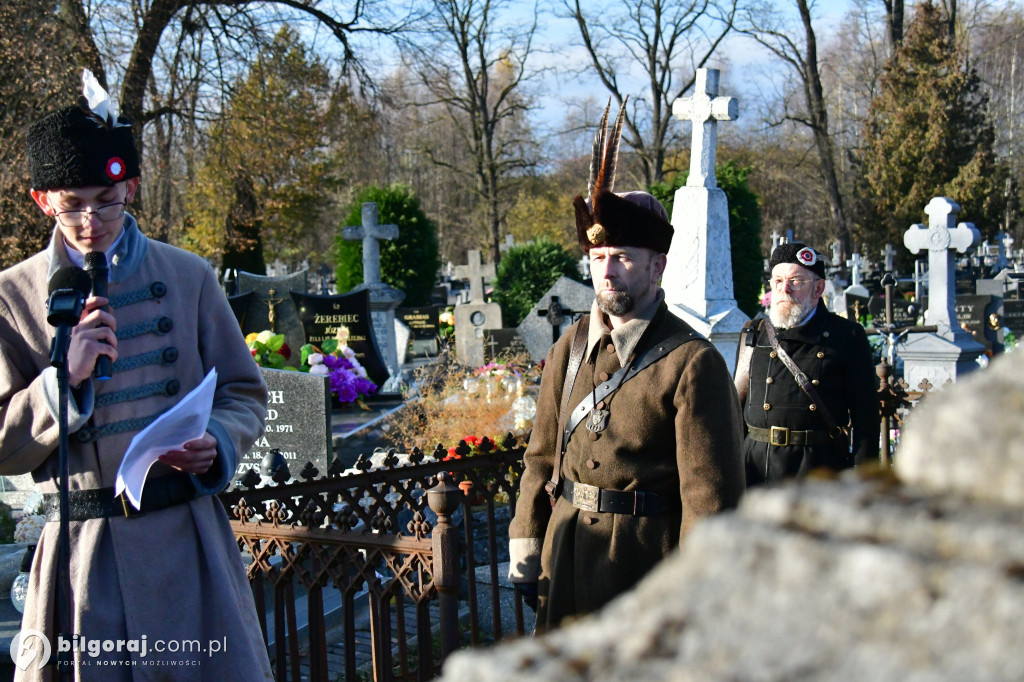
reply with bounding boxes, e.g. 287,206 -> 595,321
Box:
868,294 -> 916,327
236,368 -> 332,487
291,289 -> 390,387
956,294 -> 1002,351
1003,299 -> 1024,337
398,306 -> 441,340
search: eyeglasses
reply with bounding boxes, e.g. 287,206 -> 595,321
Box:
54,201 -> 126,227
770,277 -> 816,289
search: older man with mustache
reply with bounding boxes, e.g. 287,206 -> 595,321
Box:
735,243 -> 879,485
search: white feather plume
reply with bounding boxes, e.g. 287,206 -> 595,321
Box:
81,69 -> 128,128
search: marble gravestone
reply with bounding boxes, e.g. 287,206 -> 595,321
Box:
236,269 -> 309,365
900,197 -> 986,389
517,276 -> 595,363
235,368 -> 332,488
842,253 -> 870,318
291,289 -> 391,389
662,68 -> 749,373
454,249 -> 502,368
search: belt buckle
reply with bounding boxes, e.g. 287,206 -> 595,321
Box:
770,426 -> 789,447
118,492 -> 145,518
571,482 -> 599,513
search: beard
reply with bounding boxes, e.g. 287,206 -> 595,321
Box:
596,289 -> 634,316
770,294 -> 816,329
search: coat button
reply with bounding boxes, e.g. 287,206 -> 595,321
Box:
150,281 -> 167,298
809,404 -> 817,411
606,343 -> 616,354
812,379 -> 820,386
769,351 -> 777,358
162,347 -> 178,364
589,432 -> 599,441
766,377 -> 774,384
817,351 -> 825,358
599,372 -> 610,382
157,316 -> 173,333
165,380 -> 181,396
763,403 -> 771,411
586,459 -> 598,470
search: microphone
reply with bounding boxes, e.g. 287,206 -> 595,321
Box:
47,267 -> 90,368
83,252 -> 113,380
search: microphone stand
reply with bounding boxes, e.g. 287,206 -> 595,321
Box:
49,324 -> 75,681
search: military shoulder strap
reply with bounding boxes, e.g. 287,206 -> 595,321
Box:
545,315 -> 589,502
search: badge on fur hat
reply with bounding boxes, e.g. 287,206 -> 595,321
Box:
796,247 -> 817,266
106,157 -> 126,181
587,223 -> 606,245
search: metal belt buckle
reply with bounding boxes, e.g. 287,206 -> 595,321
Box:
118,492 -> 145,518
571,482 -> 600,513
770,426 -> 790,447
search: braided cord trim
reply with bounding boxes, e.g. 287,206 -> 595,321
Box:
113,348 -> 172,373
96,379 -> 177,408
110,284 -> 163,309
117,318 -> 170,340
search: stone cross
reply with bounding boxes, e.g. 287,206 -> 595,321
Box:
578,254 -> 591,280
883,243 -> 897,273
771,232 -> 783,252
904,196 -> 981,339
846,253 -> 865,287
454,250 -> 495,304
830,242 -> 841,266
498,234 -> 516,253
342,203 -> 399,287
672,68 -> 738,189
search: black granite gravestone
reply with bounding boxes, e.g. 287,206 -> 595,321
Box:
397,306 -> 441,340
845,292 -> 870,324
236,368 -> 332,487
956,294 -> 1001,351
227,291 -> 254,329
1003,299 -> 1024,337
291,289 -> 390,387
868,294 -> 917,328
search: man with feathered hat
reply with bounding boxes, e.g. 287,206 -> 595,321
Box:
508,100 -> 745,631
0,71 -> 272,678
734,242 -> 879,484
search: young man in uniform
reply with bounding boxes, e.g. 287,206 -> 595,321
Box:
507,102 -> 745,631
0,73 -> 272,678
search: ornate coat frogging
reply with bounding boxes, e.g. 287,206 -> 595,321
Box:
508,298 -> 745,630
740,300 -> 880,485
0,216 -> 271,680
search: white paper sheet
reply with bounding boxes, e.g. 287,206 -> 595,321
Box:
114,368 -> 218,509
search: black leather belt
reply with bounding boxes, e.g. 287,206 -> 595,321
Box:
747,425 -> 835,447
561,479 -> 678,516
42,473 -> 198,521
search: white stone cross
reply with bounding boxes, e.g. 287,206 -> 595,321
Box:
846,253 -> 865,287
342,203 -> 399,287
578,254 -> 591,280
883,243 -> 897,273
830,241 -> 841,266
499,234 -> 516,253
771,231 -> 783,252
904,196 -> 981,339
454,249 -> 495,304
672,68 -> 738,189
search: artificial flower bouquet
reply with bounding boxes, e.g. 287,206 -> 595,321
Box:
246,330 -> 291,369
299,326 -> 377,405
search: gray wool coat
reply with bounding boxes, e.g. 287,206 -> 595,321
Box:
0,216 -> 271,680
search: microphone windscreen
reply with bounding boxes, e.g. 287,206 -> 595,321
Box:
48,266 -> 91,296
83,251 -> 107,273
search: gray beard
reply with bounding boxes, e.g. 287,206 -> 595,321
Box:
597,290 -> 634,316
770,297 -> 816,329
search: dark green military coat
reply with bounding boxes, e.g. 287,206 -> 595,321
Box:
509,299 -> 745,630
739,300 -> 879,485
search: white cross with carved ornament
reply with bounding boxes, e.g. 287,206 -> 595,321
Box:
904,196 -> 981,338
882,243 -> 897,272
672,68 -> 738,189
454,250 -> 495,304
846,253 -> 865,287
342,203 -> 399,287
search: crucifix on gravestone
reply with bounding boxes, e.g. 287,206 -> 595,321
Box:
883,243 -> 897,274
847,253 -> 865,287
343,203 -> 399,286
453,250 -> 495,304
672,69 -> 738,189
904,196 -> 981,340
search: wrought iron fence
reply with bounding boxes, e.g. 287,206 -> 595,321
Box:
218,435 -> 527,682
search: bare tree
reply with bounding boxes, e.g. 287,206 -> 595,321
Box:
407,0 -> 541,264
740,0 -> 852,261
563,0 -> 737,188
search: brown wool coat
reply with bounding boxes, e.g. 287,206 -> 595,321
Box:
0,218 -> 271,680
509,300 -> 745,630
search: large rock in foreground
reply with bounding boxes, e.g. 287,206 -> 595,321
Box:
440,349 -> 1024,681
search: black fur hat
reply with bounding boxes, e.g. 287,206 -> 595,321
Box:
572,99 -> 673,254
769,242 -> 826,278
28,102 -> 139,191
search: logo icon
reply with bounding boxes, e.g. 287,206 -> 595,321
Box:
795,247 -> 817,266
10,629 -> 51,671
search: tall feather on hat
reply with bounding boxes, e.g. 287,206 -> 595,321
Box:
572,98 -> 673,254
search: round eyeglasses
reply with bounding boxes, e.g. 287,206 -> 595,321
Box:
54,202 -> 126,227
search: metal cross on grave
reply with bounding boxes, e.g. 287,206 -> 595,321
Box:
342,203 -> 399,287
672,69 -> 738,189
904,196 -> 981,339
846,253 -> 865,287
453,249 -> 495,305
882,243 -> 897,274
